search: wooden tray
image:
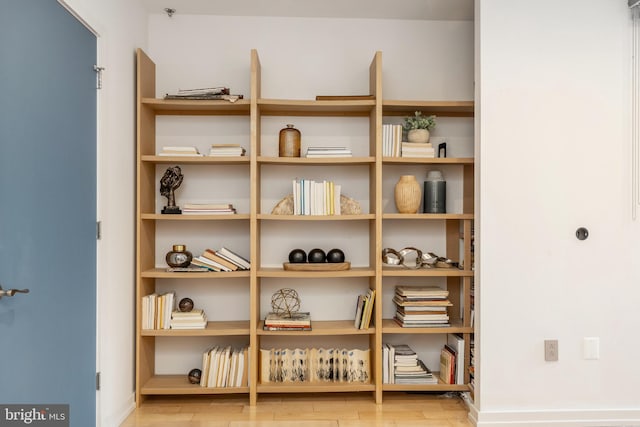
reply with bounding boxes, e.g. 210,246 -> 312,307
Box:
283,262 -> 351,271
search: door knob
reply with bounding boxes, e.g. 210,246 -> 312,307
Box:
0,285 -> 30,299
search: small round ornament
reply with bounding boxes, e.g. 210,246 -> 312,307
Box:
308,248 -> 326,263
188,368 -> 202,384
178,297 -> 194,312
288,248 -> 307,263
270,288 -> 301,317
326,248 -> 345,263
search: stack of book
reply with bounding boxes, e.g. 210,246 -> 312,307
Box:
209,144 -> 246,157
263,312 -> 311,331
383,343 -> 437,384
292,178 -> 341,215
393,286 -> 452,327
191,247 -> 251,272
305,146 -> 352,158
141,291 -> 175,330
158,146 -> 203,157
164,87 -> 244,103
353,288 -> 375,329
170,308 -> 207,330
182,203 -> 236,215
200,346 -> 249,388
260,347 -> 370,383
401,142 -> 435,158
382,124 -> 403,157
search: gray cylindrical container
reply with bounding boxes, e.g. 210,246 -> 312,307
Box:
424,170 -> 446,213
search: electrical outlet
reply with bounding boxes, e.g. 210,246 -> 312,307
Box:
544,339 -> 558,361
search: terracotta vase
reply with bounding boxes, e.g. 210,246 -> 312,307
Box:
407,129 -> 430,143
394,175 -> 422,214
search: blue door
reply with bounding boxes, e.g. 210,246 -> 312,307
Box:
0,1 -> 97,426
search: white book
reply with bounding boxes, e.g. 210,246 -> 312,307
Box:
382,344 -> 389,384
334,184 -> 341,215
447,333 -> 465,385
218,247 -> 250,269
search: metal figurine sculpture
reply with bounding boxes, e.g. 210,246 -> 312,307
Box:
160,166 -> 184,214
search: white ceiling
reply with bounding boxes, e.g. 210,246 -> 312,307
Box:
139,0 -> 474,21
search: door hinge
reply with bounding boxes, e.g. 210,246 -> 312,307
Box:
93,65 -> 105,89
96,221 -> 101,240
96,372 -> 101,391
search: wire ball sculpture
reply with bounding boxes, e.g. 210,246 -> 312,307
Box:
270,288 -> 301,318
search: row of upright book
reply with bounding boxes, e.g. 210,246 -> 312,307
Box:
141,291 -> 207,330
382,124 -> 436,158
260,347 -> 370,383
200,346 -> 249,388
292,178 -> 341,215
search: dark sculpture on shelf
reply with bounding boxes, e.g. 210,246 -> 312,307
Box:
179,297 -> 194,312
160,165 -> 183,214
188,368 -> 202,384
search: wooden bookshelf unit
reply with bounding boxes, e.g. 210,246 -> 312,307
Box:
136,48 -> 474,406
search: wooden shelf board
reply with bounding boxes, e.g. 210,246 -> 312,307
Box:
382,213 -> 474,220
141,320 -> 250,336
381,319 -> 472,334
382,382 -> 469,392
258,98 -> 375,116
383,157 -> 474,165
258,320 -> 374,336
141,375 -> 250,395
141,155 -> 250,164
257,156 -> 375,165
141,213 -> 250,221
141,98 -> 251,115
382,267 -> 473,277
257,382 -> 375,393
141,268 -> 250,278
258,267 -> 375,278
382,100 -> 474,117
258,214 -> 374,221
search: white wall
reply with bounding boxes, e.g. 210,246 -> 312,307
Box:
477,0 -> 640,425
147,14 -> 474,375
61,1 -> 147,426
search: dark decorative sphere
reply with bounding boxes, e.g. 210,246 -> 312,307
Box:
308,248 -> 326,263
188,368 -> 202,384
288,248 -> 307,263
178,297 -> 194,312
326,248 -> 345,263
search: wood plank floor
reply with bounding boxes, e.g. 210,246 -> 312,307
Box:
120,392 -> 473,427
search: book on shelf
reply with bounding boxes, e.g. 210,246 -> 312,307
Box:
170,308 -> 207,329
264,312 -> 311,327
354,289 -> 375,329
393,286 -> 451,327
315,95 -> 374,101
182,203 -> 236,215
200,346 -> 248,388
382,343 -> 437,385
217,247 -> 251,270
191,256 -> 231,272
260,347 -> 369,384
439,346 -> 456,385
142,291 -> 175,330
158,146 -> 203,157
447,333 -> 465,385
305,146 -> 353,158
292,178 -> 341,216
401,142 -> 435,158
165,94 -> 244,102
165,266 -> 210,272
382,124 -> 403,157
202,249 -> 239,271
208,143 -> 246,157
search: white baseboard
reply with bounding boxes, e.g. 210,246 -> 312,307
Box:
101,393 -> 135,427
476,408 -> 640,427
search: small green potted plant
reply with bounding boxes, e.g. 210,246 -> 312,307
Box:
402,111 -> 436,143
